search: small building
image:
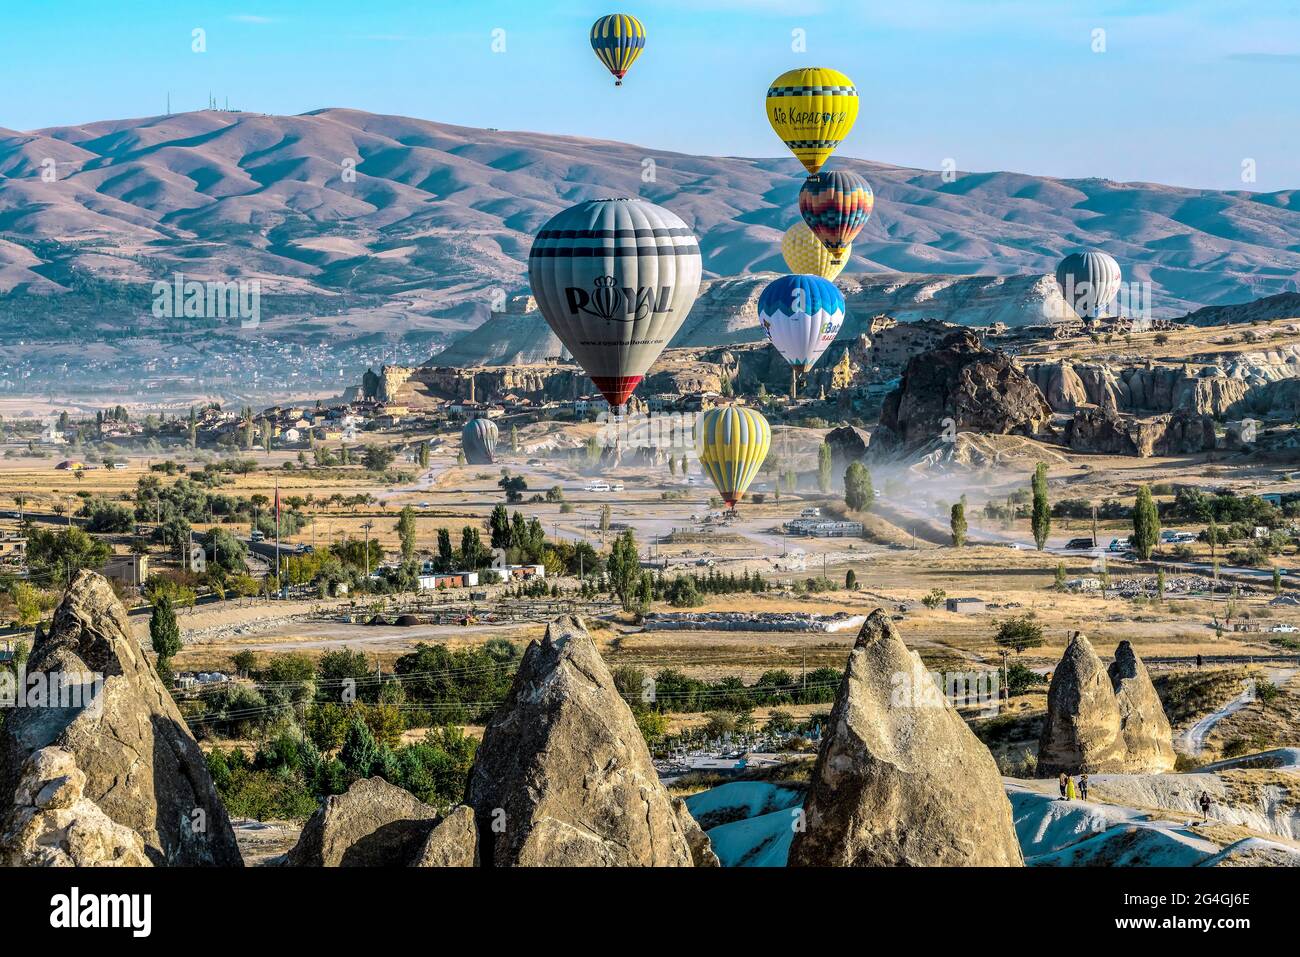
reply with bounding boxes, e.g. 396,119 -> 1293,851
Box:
944,597 -> 986,614
101,553 -> 149,590
0,533 -> 26,567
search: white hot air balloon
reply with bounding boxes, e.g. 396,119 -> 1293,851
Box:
1055,250 -> 1122,319
528,198 -> 702,409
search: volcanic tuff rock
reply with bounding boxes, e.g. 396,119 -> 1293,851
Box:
874,330 -> 1053,454
0,746 -> 151,867
1038,634 -> 1174,775
787,610 -> 1023,867
1037,634 -> 1129,774
1107,641 -> 1177,773
286,776 -> 446,867
0,571 -> 240,866
1025,360 -> 1256,418
1063,407 -> 1216,457
466,615 -> 701,867
411,804 -> 480,867
824,425 -> 871,469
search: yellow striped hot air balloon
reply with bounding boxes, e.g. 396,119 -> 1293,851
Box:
781,221 -> 850,280
765,67 -> 859,175
590,14 -> 646,86
695,405 -> 771,510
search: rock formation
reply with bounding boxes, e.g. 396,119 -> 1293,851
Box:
412,805 -> 480,867
788,610 -> 1023,867
0,747 -> 151,867
1038,634 -> 1174,774
467,615 -> 700,867
1064,407 -> 1215,457
0,571 -> 240,866
673,798 -> 721,867
1107,641 -> 1177,773
1037,634 -> 1129,775
874,330 -> 1053,455
286,777 -> 446,867
824,425 -> 871,470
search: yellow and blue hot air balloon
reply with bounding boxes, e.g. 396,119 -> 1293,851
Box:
765,67 -> 859,175
590,14 -> 646,86
781,221 -> 850,280
695,405 -> 772,510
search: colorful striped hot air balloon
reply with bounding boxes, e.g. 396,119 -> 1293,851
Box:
590,14 -> 646,86
528,198 -> 702,409
1055,250 -> 1122,319
461,417 -> 498,464
781,221 -> 850,280
765,67 -> 859,175
758,274 -> 846,398
696,405 -> 771,509
799,171 -> 873,264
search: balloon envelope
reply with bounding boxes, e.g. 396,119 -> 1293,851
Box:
696,405 -> 772,509
528,198 -> 702,408
1055,250 -> 1122,319
765,67 -> 859,175
758,274 -> 846,373
590,14 -> 645,85
781,221 -> 849,280
461,418 -> 498,464
799,171 -> 873,263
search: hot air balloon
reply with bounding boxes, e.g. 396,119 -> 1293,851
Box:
758,274 -> 846,399
461,417 -> 498,465
590,14 -> 645,86
799,171 -> 873,264
781,221 -> 850,280
696,405 -> 771,510
528,198 -> 702,409
765,67 -> 859,175
1055,250 -> 1122,319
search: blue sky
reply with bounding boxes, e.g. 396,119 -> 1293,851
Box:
2,0 -> 1298,191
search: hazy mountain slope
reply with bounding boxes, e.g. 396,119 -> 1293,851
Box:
2,107 -> 1298,337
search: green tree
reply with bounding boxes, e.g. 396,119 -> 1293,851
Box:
396,506 -> 418,564
1156,567 -> 1166,600
1273,566 -> 1282,596
1054,562 -> 1067,590
994,615 -> 1044,655
149,595 -> 182,683
817,442 -> 833,494
488,504 -> 511,549
1131,484 -> 1159,560
844,462 -> 874,512
1031,462 -> 1051,550
950,501 -> 967,547
845,568 -> 857,590
362,444 -> 395,472
606,529 -> 641,611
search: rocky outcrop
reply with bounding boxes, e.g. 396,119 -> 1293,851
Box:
0,747 -> 151,867
788,610 -> 1023,867
1064,407 -> 1215,457
673,798 -> 721,867
1038,635 -> 1174,774
1107,641 -> 1176,773
286,777 -> 445,867
825,425 -> 871,470
412,805 -> 480,868
1037,634 -> 1129,775
0,571 -> 240,866
467,615 -> 700,867
875,330 -> 1052,455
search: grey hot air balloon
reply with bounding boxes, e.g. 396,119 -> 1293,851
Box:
1055,250 -> 1122,319
528,198 -> 702,409
461,417 -> 498,465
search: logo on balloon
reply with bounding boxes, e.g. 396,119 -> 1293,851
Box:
565,276 -> 668,323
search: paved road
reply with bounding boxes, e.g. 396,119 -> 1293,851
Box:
1179,667 -> 1298,756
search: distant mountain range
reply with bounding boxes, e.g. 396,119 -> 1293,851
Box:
2,107 -> 1299,355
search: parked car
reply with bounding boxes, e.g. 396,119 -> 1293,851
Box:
1064,537 -> 1096,550
584,481 -> 611,492
1271,624 -> 1298,634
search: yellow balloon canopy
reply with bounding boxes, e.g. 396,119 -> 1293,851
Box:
695,405 -> 772,509
765,67 -> 859,175
781,220 -> 850,280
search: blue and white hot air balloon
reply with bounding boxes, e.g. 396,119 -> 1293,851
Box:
1055,250 -> 1122,320
461,417 -> 498,465
758,274 -> 846,398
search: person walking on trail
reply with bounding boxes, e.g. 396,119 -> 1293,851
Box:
1199,791 -> 1212,821
1065,776 -> 1077,801
1058,772 -> 1068,800
1079,774 -> 1089,802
